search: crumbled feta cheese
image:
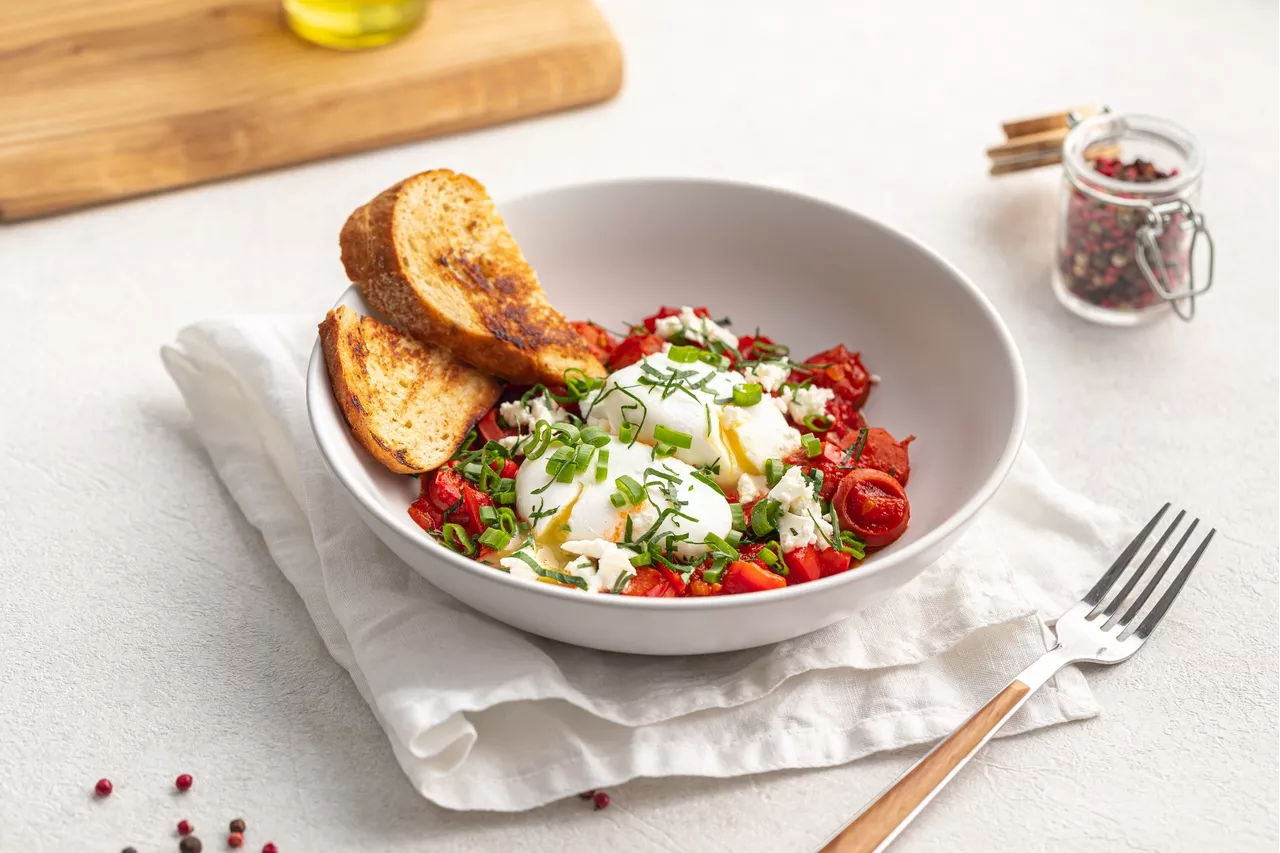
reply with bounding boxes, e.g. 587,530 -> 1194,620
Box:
742,361 -> 790,393
497,435 -> 522,453
499,394 -> 570,431
736,473 -> 766,505
869,373 -> 882,384
767,465 -> 832,552
651,306 -> 739,349
562,539 -> 637,592
720,405 -> 750,430
781,384 -> 834,423
767,465 -> 812,509
500,547 -> 542,580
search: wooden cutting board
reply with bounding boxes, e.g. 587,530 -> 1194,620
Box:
0,0 -> 622,221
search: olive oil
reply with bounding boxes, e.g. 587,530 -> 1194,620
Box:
283,0 -> 428,50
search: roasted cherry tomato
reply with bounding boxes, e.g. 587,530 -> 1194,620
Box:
623,567 -> 677,597
721,560 -> 787,594
853,427 -> 913,486
793,344 -> 872,409
608,333 -> 666,370
477,408 -> 514,443
833,468 -> 911,548
825,398 -> 865,437
491,458 -> 520,479
407,498 -> 444,533
782,546 -> 823,584
641,306 -> 710,333
570,320 -> 620,363
427,466 -> 466,512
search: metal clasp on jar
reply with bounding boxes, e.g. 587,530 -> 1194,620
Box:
1135,200 -> 1215,321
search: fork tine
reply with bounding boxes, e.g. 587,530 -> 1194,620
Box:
1116,518 -> 1197,630
1083,503 -> 1170,608
1131,527 -> 1215,639
1096,510 -> 1185,624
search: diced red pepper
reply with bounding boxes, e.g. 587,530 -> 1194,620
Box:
570,320 -> 620,363
721,560 -> 787,594
658,565 -> 688,595
408,498 -> 444,533
608,333 -> 666,370
782,545 -> 823,584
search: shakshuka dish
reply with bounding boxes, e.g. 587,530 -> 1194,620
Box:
407,306 -> 914,598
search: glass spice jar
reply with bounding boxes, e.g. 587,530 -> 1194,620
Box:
1053,113 -> 1214,325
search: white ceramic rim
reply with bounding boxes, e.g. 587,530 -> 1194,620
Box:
306,176 -> 1028,612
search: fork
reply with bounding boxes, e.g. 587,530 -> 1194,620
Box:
817,503 -> 1215,853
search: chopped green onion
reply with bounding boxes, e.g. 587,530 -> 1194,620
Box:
667,345 -> 701,363
544,445 -> 574,479
479,505 -> 498,526
654,443 -> 677,458
733,383 -> 763,407
550,423 -> 580,445
497,507 -> 519,535
610,492 -> 627,508
730,502 -> 746,531
771,559 -> 789,577
751,498 -> 782,535
758,545 -> 779,566
498,489 -> 516,505
595,449 -> 610,483
653,424 -> 693,450
522,421 -> 553,459
573,443 -> 596,474
616,475 -> 646,505
478,461 -> 499,492
700,351 -> 730,369
702,557 -> 728,584
690,469 -> 725,495
619,421 -> 637,444
441,523 -> 475,555
629,551 -> 653,567
461,460 -> 483,480
478,527 -> 512,550
580,426 -> 612,447
764,457 -> 785,488
562,368 -> 599,400
802,434 -> 823,457
803,413 -> 833,432
703,532 -> 739,559
725,529 -> 743,546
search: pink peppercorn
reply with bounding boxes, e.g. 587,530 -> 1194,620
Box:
175,773 -> 193,792
592,791 -> 610,810
228,832 -> 244,848
178,819 -> 194,835
262,844 -> 278,853
94,778 -> 113,797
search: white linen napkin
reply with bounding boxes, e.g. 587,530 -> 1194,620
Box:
161,315 -> 1133,812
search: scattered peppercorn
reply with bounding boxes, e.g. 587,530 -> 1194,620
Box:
228,832 -> 244,848
261,844 -> 278,853
577,791 -> 595,799
1058,157 -> 1190,313
95,778 -> 113,797
175,773 -> 194,792
178,819 -> 194,835
592,791 -> 610,810
122,847 -> 138,853
230,818 -> 246,833
179,837 -> 203,853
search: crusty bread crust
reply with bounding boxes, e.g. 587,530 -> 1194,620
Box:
319,306 -> 502,475
339,169 -> 605,386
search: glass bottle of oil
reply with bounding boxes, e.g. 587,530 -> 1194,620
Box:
283,0 -> 428,50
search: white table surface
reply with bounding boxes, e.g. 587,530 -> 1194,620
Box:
2,1 -> 1276,850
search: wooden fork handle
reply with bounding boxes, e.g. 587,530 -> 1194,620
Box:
819,680 -> 1033,853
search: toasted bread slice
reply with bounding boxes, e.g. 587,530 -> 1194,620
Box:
339,169 -> 605,386
319,306 -> 502,475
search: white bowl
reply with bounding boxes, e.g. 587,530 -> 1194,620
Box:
306,178 -> 1026,655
